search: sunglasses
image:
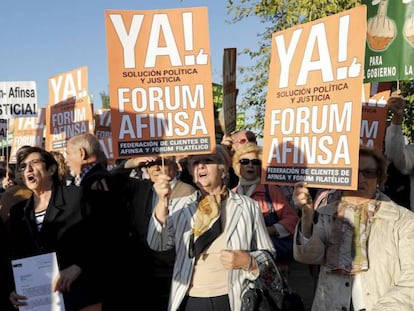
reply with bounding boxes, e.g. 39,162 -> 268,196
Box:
18,159 -> 45,172
358,168 -> 378,179
239,159 -> 261,166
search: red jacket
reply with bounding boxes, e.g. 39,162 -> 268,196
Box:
233,183 -> 299,234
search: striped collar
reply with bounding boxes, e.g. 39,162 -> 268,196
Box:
75,163 -> 97,186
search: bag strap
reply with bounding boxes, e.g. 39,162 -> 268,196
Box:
263,249 -> 290,291
264,184 -> 278,221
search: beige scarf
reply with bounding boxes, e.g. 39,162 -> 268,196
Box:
326,193 -> 381,274
192,186 -> 228,237
189,187 -> 228,259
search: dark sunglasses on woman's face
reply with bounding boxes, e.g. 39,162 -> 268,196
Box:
239,159 -> 261,166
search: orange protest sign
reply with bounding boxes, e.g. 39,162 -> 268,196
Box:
94,108 -> 112,139
46,66 -> 93,154
94,108 -> 115,165
9,109 -> 45,163
45,98 -> 94,154
262,5 -> 367,190
48,66 -> 88,106
360,82 -> 391,150
99,136 -> 115,167
105,7 -> 215,159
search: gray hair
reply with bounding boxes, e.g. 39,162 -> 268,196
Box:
68,133 -> 102,159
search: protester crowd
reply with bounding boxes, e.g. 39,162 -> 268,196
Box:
0,93 -> 413,311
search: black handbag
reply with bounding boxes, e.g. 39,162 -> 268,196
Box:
241,252 -> 305,311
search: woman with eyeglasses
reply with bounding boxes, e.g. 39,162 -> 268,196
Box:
293,145 -> 414,311
232,142 -> 299,265
147,145 -> 275,311
7,147 -> 104,311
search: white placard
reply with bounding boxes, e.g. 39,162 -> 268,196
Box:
0,81 -> 38,119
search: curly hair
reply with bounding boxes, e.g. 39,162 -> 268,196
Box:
232,142 -> 262,177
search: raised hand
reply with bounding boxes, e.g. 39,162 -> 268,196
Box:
387,90 -> 405,125
293,181 -> 314,238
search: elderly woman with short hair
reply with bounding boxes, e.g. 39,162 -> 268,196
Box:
293,145 -> 414,310
147,145 -> 275,311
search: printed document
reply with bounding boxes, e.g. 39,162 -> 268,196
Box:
12,252 -> 65,311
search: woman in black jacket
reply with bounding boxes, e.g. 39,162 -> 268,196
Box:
8,147 -> 102,311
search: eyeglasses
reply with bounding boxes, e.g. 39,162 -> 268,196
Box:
239,159 -> 261,166
358,168 -> 378,179
233,138 -> 247,145
18,159 -> 45,172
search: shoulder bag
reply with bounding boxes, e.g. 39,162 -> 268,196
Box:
241,251 -> 305,311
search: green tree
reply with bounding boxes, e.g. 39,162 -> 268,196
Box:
396,80 -> 414,143
100,91 -> 110,109
226,0 -> 414,138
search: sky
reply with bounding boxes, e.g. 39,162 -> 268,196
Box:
0,0 -> 263,110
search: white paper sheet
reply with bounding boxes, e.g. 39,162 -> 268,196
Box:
12,252 -> 65,311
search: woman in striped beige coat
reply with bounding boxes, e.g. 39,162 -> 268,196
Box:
147,145 -> 275,311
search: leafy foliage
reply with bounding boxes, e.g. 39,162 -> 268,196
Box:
226,0 -> 414,139
100,91 -> 110,109
397,80 -> 414,143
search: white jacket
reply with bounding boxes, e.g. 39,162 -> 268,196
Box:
294,192 -> 414,310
